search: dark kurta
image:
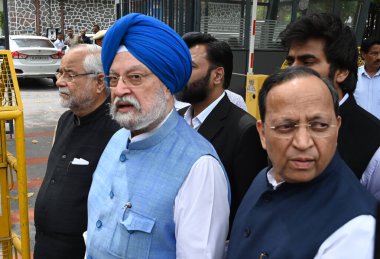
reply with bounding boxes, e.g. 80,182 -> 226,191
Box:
228,152 -> 376,258
34,98 -> 120,259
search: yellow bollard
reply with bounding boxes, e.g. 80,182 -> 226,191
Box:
245,74 -> 268,120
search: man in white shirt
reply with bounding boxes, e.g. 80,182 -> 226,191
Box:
175,89 -> 247,111
354,37 -> 380,120
53,32 -> 65,50
179,32 -> 267,230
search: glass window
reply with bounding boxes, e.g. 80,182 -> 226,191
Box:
296,0 -> 333,17
14,39 -> 54,48
277,0 -> 293,23
257,0 -> 269,20
341,0 -> 360,29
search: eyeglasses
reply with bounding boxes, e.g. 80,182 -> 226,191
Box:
104,73 -> 152,88
55,72 -> 97,82
265,121 -> 338,139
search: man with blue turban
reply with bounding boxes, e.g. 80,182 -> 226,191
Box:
85,13 -> 230,258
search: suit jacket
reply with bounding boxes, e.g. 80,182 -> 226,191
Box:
180,95 -> 268,227
338,94 -> 380,178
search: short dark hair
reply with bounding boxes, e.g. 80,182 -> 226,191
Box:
361,37 -> 380,53
259,66 -> 339,122
93,24 -> 100,30
182,32 -> 233,89
279,13 -> 358,95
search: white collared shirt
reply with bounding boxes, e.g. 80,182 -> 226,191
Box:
266,169 -> 375,258
132,109 -> 229,259
184,92 -> 226,130
354,65 -> 380,119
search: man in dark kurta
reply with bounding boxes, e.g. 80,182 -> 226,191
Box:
34,44 -> 120,259
228,67 -> 376,258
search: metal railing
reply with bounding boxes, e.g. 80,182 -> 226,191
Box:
0,50 -> 30,259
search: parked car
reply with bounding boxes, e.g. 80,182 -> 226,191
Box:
9,35 -> 63,83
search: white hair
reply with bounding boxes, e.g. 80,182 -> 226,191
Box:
67,44 -> 103,74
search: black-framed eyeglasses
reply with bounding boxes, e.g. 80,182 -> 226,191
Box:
55,71 -> 98,82
104,73 -> 152,88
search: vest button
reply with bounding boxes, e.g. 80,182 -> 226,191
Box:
124,202 -> 132,209
96,220 -> 102,228
62,154 -> 66,159
119,154 -> 127,162
50,179 -> 56,184
244,227 -> 251,237
109,191 -> 114,199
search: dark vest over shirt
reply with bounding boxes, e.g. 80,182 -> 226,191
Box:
227,152 -> 376,259
338,94 -> 380,178
34,97 -> 120,259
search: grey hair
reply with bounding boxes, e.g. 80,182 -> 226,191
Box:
67,44 -> 103,74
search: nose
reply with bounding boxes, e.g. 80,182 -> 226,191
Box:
55,76 -> 66,88
111,78 -> 132,98
292,125 -> 314,150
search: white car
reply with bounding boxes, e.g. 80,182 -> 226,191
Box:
9,35 -> 62,82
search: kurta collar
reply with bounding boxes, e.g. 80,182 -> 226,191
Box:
265,151 -> 341,191
127,109 -> 179,150
73,96 -> 112,126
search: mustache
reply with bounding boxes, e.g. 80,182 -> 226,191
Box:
58,87 -> 70,94
113,95 -> 141,110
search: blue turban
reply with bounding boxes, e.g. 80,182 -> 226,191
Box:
101,13 -> 192,94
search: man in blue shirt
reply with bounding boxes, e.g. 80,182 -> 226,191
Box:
355,37 -> 380,120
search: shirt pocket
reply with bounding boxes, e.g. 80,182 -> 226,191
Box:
108,210 -> 156,259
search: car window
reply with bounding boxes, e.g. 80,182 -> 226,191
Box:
13,39 -> 54,48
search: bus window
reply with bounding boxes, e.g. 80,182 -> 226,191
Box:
341,0 -> 361,30
296,0 -> 334,17
277,0 -> 293,23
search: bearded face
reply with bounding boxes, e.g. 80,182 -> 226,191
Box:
181,67 -> 212,104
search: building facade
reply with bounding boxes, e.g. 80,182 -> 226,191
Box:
7,0 -> 116,38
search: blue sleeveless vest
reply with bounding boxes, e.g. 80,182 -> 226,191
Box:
86,111 -> 227,259
227,152 -> 376,259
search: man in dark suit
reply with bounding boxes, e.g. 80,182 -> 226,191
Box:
179,32 -> 268,227
279,13 -> 380,199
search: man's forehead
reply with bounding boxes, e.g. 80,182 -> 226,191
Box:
110,52 -> 150,73
61,50 -> 85,68
266,76 -> 333,113
288,39 -> 326,55
190,45 -> 208,59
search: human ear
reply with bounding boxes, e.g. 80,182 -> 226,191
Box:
334,69 -> 349,84
256,120 -> 267,150
213,67 -> 224,85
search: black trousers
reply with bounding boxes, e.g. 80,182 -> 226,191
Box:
34,231 -> 85,259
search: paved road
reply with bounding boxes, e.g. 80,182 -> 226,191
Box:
5,77 -> 67,256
